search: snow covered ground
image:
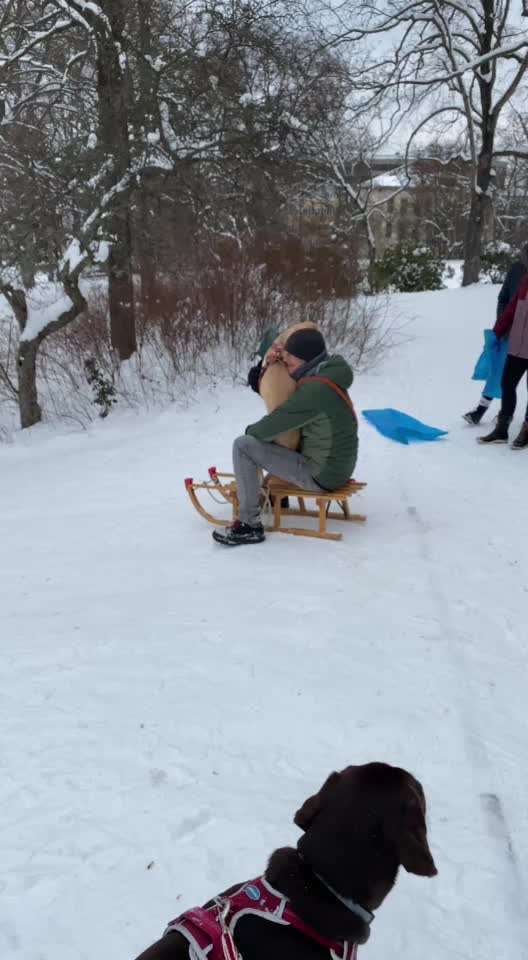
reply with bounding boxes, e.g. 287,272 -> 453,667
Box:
1,285 -> 527,960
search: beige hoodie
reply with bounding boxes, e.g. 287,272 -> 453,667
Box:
258,322 -> 320,450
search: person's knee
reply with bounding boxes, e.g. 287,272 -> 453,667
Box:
233,434 -> 255,457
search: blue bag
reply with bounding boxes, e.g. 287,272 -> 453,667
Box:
471,329 -> 508,399
362,408 -> 448,445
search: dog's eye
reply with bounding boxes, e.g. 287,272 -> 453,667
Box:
405,785 -> 424,813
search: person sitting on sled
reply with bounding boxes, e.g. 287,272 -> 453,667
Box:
213,328 -> 358,546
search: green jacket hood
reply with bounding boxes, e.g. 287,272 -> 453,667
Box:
311,354 -> 353,390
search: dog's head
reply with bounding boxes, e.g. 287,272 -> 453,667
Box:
295,763 -> 437,904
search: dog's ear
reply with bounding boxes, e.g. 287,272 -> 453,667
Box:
294,771 -> 341,831
395,792 -> 437,877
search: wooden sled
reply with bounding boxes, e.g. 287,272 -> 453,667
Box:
185,468 -> 367,542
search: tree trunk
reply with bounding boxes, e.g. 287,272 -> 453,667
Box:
462,186 -> 493,286
136,0 -> 159,309
366,233 -> 377,292
462,17 -> 495,288
361,214 -> 377,292
2,269 -> 87,429
108,214 -> 137,359
0,283 -> 42,429
17,338 -> 42,429
96,0 -> 137,360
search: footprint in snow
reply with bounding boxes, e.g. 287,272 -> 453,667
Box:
150,768 -> 168,787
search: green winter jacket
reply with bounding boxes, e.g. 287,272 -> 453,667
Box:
245,355 -> 358,490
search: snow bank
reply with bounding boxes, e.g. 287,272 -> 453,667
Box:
443,259 -> 464,288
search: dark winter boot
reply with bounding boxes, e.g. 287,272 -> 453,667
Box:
511,421 -> 528,450
478,416 -> 510,445
269,495 -> 290,509
212,520 -> 265,546
463,403 -> 489,425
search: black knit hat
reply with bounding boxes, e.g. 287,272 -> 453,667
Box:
284,328 -> 326,363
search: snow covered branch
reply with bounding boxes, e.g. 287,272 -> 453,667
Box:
50,0 -> 112,35
0,19 -> 72,69
494,148 -> 528,161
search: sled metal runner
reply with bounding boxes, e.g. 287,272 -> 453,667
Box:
185,468 -> 367,542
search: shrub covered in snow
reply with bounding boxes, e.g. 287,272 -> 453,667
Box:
480,241 -> 514,284
0,257 -> 397,436
372,245 -> 445,293
84,358 -> 117,419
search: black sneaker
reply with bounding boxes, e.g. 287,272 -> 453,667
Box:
212,520 -> 265,546
478,419 -> 509,444
463,404 -> 488,425
511,422 -> 528,450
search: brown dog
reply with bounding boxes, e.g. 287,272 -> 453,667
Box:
133,762 -> 437,960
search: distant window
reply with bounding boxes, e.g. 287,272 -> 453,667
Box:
385,218 -> 393,239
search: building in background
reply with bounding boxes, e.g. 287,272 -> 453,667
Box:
291,154 -> 524,259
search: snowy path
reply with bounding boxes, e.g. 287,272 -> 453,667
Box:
1,287 -> 527,960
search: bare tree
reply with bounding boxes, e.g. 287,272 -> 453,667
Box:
0,0 -> 357,428
411,144 -> 474,255
317,0 -> 528,284
494,115 -> 528,246
0,166 -> 136,427
0,1 -> 145,424
1,2 -> 87,424
304,124 -> 409,286
45,0 -> 137,359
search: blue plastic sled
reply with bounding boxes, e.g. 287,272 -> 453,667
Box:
471,329 -> 508,399
362,408 -> 448,445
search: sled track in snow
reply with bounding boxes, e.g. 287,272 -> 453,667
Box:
403,498 -> 528,952
479,792 -> 518,871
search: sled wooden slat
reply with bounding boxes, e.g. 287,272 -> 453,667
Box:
269,525 -> 343,542
267,477 -> 366,497
265,477 -> 367,540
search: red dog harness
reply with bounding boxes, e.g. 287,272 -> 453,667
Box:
165,876 -> 358,960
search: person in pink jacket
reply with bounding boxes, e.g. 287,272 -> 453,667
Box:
464,244 -> 528,424
479,274 -> 528,448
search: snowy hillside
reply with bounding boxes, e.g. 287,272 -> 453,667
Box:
1,285 -> 527,960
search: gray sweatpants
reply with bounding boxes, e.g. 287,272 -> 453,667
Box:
233,435 -> 320,525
